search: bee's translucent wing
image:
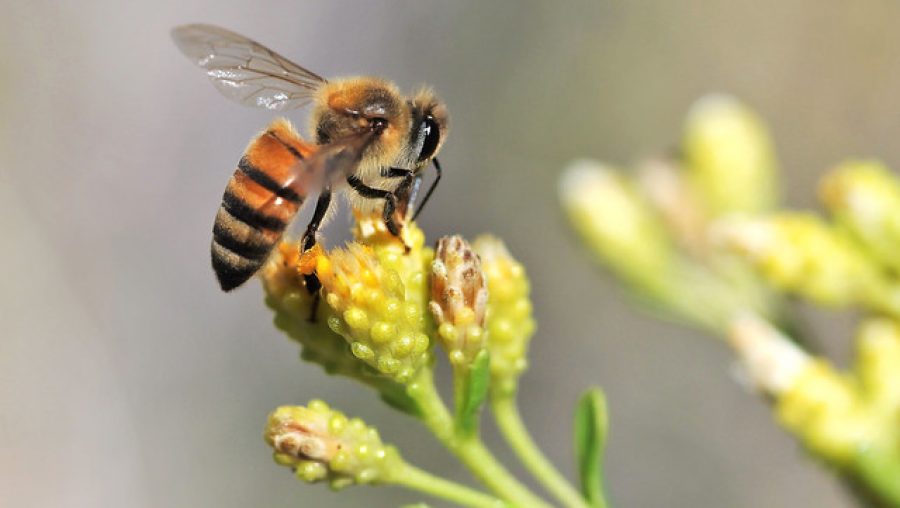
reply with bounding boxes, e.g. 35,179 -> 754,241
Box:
172,24 -> 327,111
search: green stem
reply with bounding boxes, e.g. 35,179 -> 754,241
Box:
407,368 -> 552,508
854,446 -> 900,507
396,463 -> 508,508
492,395 -> 594,508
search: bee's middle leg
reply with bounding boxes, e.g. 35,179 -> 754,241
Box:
300,187 -> 332,320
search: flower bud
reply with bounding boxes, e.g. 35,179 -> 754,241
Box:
776,362 -> 871,466
265,401 -> 404,489
637,158 -> 708,254
683,94 -> 778,216
472,236 -> 535,396
560,160 -> 676,290
819,160 -> 900,274
855,319 -> 900,408
729,313 -> 812,395
713,213 -> 889,309
429,236 -> 488,368
728,314 -> 866,465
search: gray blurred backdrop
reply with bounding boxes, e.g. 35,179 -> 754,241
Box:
3,1 -> 900,507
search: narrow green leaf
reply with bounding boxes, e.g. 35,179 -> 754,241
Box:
455,350 -> 491,437
574,387 -> 609,507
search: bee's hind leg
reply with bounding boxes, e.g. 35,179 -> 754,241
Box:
300,187 -> 333,321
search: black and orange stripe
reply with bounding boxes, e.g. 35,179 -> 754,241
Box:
211,119 -> 313,291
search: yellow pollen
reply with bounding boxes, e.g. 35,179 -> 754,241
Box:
299,244 -> 325,275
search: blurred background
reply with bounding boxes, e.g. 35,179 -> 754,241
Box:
3,1 -> 900,507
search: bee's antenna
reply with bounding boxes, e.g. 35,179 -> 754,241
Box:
412,158 -> 442,221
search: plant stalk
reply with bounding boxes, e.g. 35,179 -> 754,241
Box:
407,368 -> 552,508
492,394 -> 596,508
396,463 -> 508,508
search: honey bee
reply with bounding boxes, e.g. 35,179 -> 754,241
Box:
172,24 -> 448,291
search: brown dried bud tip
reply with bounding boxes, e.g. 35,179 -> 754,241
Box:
430,236 -> 489,366
266,406 -> 341,465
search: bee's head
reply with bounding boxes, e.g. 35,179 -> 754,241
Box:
312,78 -> 409,167
405,88 -> 449,170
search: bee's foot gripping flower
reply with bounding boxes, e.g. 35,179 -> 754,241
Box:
430,235 -> 489,368
265,401 -> 404,489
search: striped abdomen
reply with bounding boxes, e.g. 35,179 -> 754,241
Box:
212,119 -> 314,291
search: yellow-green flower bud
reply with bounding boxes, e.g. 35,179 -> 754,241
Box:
714,213 -> 889,309
729,314 -> 869,466
265,401 -> 404,489
819,160 -> 900,274
472,236 -> 534,396
317,242 -> 431,384
560,160 -> 676,291
682,94 -> 778,216
776,361 -> 873,467
729,313 -> 812,395
429,236 -> 488,368
855,319 -> 900,409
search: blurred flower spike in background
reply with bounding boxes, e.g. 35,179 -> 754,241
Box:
560,94 -> 900,506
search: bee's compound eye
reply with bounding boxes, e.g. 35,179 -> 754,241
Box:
417,115 -> 440,162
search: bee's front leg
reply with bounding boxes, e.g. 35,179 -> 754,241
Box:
347,175 -> 409,251
381,167 -> 416,218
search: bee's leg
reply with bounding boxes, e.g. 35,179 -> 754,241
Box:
346,175 -> 408,251
380,167 -> 416,218
412,158 -> 442,221
300,187 -> 332,321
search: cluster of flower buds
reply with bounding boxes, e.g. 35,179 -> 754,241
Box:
265,400 -> 404,489
262,215 -> 434,385
263,243 -> 366,377
562,93 -> 900,504
558,96 -> 784,335
259,208 -> 547,505
316,241 -> 431,383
